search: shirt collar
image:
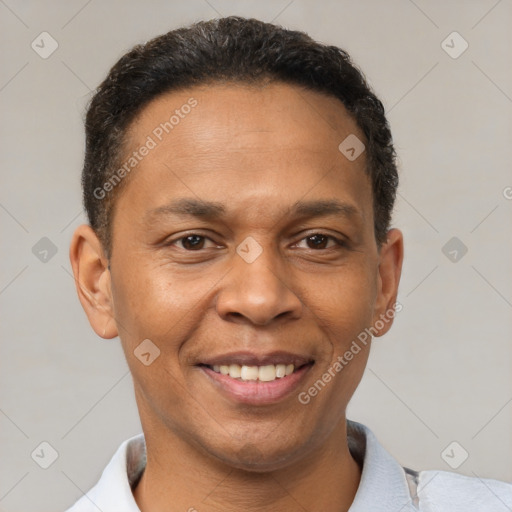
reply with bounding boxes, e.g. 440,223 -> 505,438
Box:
74,420 -> 416,511
347,420 -> 417,511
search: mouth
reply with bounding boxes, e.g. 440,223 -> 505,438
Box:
197,352 -> 314,405
206,362 -> 298,381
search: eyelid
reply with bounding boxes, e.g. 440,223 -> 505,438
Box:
166,230 -> 347,251
167,232 -> 220,249
291,231 -> 347,249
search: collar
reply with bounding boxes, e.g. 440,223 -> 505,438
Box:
68,420 -> 417,511
347,421 -> 417,511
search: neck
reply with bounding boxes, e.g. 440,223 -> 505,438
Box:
133,419 -> 362,512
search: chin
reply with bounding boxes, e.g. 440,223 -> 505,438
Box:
207,436 -> 305,473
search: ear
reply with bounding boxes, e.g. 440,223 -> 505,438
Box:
69,224 -> 118,339
372,228 -> 404,337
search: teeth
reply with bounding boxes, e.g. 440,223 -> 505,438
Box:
210,363 -> 297,381
275,364 -> 286,378
229,364 -> 241,378
241,365 -> 259,380
258,365 -> 276,382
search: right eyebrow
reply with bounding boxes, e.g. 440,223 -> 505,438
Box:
144,198 -> 226,225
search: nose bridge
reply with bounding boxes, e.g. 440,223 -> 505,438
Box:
237,242 -> 283,297
216,236 -> 302,325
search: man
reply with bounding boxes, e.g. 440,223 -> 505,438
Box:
66,16 -> 511,512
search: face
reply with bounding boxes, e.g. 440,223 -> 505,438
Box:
71,82 -> 402,472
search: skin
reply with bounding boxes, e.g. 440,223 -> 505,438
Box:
70,82 -> 403,512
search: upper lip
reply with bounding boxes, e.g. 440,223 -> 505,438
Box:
200,351 -> 314,367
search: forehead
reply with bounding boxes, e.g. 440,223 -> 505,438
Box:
115,81 -> 372,230
127,81 -> 364,159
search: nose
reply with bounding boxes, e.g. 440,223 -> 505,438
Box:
215,245 -> 303,326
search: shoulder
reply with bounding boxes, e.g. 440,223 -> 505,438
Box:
416,469 -> 512,511
63,434 -> 145,512
347,420 -> 511,512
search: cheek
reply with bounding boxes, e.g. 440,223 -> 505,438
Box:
112,261 -> 203,340
111,263 -> 202,419
308,262 -> 378,333
305,261 -> 377,395
110,262 -> 222,399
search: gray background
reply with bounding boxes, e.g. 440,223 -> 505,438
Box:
1,1 -> 511,511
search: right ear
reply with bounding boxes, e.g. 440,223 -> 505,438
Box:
69,224 -> 118,339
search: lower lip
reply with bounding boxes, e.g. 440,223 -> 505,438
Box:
200,364 -> 313,405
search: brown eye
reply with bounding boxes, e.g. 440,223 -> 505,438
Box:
179,235 -> 206,250
305,234 -> 330,249
293,233 -> 346,251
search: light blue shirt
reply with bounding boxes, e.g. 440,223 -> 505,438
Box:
65,420 -> 512,511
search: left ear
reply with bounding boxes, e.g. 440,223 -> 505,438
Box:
372,228 -> 404,337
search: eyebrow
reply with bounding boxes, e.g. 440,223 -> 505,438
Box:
144,197 -> 359,225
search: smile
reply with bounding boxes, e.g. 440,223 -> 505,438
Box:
198,353 -> 314,405
209,363 -> 296,382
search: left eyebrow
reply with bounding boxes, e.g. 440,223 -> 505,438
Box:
143,197 -> 360,225
289,198 -> 359,220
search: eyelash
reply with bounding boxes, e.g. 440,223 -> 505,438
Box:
168,232 -> 347,252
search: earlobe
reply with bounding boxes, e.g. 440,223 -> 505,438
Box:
69,224 -> 118,339
372,228 -> 404,337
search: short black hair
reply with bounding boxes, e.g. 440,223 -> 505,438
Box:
82,16 -> 398,257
